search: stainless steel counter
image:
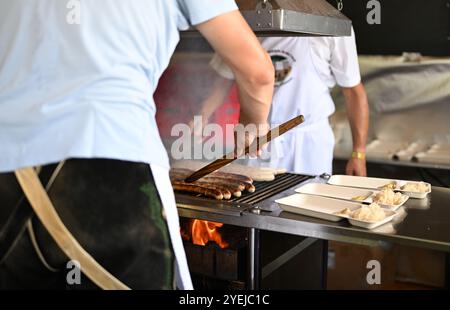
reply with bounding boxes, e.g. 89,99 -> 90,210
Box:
177,177 -> 450,252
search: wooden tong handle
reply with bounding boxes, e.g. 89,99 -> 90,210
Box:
222,115 -> 305,159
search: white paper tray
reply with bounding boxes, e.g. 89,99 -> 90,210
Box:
294,183 -> 407,210
327,175 -> 431,199
346,210 -> 397,230
276,194 -> 397,229
276,194 -> 359,222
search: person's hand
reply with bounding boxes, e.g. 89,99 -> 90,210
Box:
346,157 -> 367,176
232,122 -> 269,158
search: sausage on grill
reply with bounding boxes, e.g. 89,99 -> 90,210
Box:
170,168 -> 256,199
202,176 -> 246,191
197,179 -> 242,197
207,171 -> 253,184
170,168 -> 253,184
171,181 -> 224,200
194,181 -> 232,200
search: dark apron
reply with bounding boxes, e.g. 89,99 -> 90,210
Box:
0,159 -> 174,289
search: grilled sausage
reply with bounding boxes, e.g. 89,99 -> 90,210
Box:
245,183 -> 256,193
197,180 -> 242,197
202,176 -> 246,191
194,181 -> 232,200
208,171 -> 253,184
170,168 -> 253,197
170,168 -> 253,184
170,169 -> 247,192
207,176 -> 255,193
172,181 -> 223,200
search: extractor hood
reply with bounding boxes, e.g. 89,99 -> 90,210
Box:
237,0 -> 352,36
181,0 -> 352,37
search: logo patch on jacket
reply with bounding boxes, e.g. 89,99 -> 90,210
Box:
268,50 -> 296,87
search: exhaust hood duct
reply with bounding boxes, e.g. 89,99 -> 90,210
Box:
237,0 -> 352,36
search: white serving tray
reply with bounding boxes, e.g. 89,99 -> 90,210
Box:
327,175 -> 431,199
295,183 -> 374,202
370,223 -> 396,234
276,194 -> 361,222
275,194 -> 397,229
294,183 -> 407,210
346,210 -> 397,230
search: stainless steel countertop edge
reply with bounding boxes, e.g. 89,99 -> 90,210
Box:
177,206 -> 450,252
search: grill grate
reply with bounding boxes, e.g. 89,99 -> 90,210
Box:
230,173 -> 312,204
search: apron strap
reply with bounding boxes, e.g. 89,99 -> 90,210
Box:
0,198 -> 33,264
15,167 -> 130,290
0,164 -> 60,265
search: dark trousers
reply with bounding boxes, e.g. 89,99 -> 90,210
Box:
0,159 -> 174,289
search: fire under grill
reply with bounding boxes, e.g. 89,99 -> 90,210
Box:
177,173 -> 318,289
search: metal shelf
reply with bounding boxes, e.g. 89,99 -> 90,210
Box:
334,155 -> 450,171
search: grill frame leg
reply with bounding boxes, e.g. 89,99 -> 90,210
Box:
247,228 -> 261,290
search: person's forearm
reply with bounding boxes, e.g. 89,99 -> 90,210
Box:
234,63 -> 274,128
222,41 -> 274,128
342,83 -> 369,152
196,10 -> 274,129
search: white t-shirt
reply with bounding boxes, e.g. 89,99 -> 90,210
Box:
0,0 -> 237,173
308,27 -> 361,88
211,27 -> 361,89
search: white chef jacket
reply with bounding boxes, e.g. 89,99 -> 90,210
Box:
210,28 -> 361,175
0,0 -> 238,290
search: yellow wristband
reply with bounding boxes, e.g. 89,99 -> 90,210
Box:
352,151 -> 366,160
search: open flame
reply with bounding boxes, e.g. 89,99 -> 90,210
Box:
190,220 -> 229,249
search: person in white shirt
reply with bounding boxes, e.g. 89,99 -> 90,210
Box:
0,1 -> 274,289
198,29 -> 369,176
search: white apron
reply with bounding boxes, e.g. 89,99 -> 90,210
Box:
247,37 -> 336,176
150,164 -> 193,290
